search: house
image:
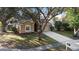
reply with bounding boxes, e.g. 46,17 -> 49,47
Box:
7,17 -> 50,33
17,20 -> 50,33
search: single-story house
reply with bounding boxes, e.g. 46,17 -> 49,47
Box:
7,17 -> 50,33
17,20 -> 50,33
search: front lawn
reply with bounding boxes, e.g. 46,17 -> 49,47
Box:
0,33 -> 57,49
0,33 -> 72,51
15,33 -> 58,48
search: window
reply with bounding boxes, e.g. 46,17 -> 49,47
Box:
26,26 -> 30,30
25,25 -> 31,32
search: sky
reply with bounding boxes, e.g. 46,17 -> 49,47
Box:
56,12 -> 66,18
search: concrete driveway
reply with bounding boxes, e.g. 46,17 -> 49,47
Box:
43,31 -> 79,51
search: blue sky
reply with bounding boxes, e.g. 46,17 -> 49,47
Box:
56,12 -> 66,18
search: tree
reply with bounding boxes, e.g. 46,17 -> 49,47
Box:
0,7 -> 64,39
66,7 -> 79,35
20,7 -> 64,40
0,7 -> 17,32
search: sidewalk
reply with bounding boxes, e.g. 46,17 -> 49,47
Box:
43,31 -> 79,51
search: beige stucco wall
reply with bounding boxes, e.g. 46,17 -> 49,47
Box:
18,20 -> 34,33
18,20 -> 50,33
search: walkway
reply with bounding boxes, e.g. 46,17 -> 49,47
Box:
43,31 -> 79,51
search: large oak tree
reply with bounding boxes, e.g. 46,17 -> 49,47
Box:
20,7 -> 64,40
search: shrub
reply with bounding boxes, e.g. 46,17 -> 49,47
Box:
12,27 -> 18,33
62,23 -> 72,31
55,21 -> 62,31
55,21 -> 72,31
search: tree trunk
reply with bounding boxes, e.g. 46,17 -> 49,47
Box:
74,28 -> 77,35
38,33 -> 41,40
73,27 -> 79,37
2,21 -> 7,32
37,25 -> 43,41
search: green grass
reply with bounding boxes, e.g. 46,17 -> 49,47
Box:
54,31 -> 73,38
0,33 -> 72,50
16,33 -> 60,49
41,34 -> 57,44
19,33 -> 57,44
19,33 -> 72,51
19,33 -> 38,40
0,33 -> 57,49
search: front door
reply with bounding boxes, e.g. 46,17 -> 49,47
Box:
34,23 -> 38,32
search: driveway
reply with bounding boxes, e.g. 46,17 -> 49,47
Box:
43,31 -> 79,51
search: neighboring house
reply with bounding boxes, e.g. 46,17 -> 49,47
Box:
7,17 -> 50,33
